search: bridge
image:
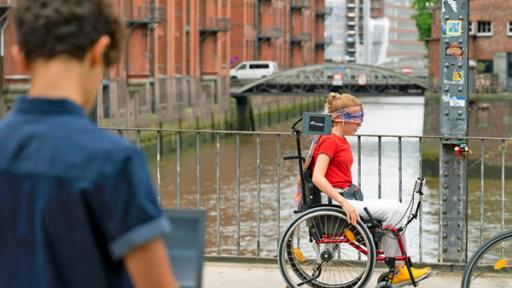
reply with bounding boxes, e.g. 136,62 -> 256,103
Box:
230,63 -> 429,96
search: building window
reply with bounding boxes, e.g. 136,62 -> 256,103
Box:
477,21 -> 492,36
477,60 -> 493,74
508,21 -> 512,36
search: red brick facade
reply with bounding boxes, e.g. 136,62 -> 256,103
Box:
428,0 -> 512,90
0,0 -> 326,124
230,0 -> 326,70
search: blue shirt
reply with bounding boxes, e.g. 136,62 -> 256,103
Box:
0,96 -> 171,288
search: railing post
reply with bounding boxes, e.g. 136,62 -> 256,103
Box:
258,108 -> 262,129
267,103 -> 271,126
439,0 -> 469,263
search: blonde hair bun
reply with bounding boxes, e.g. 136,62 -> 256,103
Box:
326,93 -> 362,113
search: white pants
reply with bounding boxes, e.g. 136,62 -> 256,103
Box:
349,199 -> 408,258
322,194 -> 408,257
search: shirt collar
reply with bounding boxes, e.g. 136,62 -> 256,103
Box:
13,95 -> 87,117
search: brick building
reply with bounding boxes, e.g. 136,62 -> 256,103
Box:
0,0 -> 327,126
230,0 -> 328,70
428,0 -> 512,91
0,0 -> 232,127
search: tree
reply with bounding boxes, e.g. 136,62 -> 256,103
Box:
411,0 -> 439,45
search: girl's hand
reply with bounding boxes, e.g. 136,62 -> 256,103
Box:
340,199 -> 360,225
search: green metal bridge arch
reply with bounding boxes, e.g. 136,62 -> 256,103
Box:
230,63 -> 429,96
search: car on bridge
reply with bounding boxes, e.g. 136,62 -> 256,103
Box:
230,61 -> 279,81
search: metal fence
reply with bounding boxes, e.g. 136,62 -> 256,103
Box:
109,127 -> 511,264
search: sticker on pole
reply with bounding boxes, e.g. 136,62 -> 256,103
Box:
332,73 -> 344,86
446,20 -> 462,36
452,71 -> 463,82
450,96 -> 465,107
445,0 -> 458,12
446,43 -> 463,58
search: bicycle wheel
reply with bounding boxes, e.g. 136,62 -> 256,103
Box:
461,230 -> 512,288
278,206 -> 376,288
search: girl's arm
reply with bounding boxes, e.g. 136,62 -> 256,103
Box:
312,153 -> 360,224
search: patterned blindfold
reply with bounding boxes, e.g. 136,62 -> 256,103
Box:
331,105 -> 364,124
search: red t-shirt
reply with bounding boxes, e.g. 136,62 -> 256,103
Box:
311,133 -> 353,189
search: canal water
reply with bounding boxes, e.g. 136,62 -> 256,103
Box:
145,95 -> 510,263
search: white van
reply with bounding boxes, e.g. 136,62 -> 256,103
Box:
230,61 -> 279,81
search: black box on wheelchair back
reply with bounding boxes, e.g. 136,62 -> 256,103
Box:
302,113 -> 332,135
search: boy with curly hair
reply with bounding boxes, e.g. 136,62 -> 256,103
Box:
0,1 -> 178,287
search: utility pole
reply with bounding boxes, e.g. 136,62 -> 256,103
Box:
439,0 -> 469,263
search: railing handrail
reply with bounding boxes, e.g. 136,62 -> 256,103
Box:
103,127 -> 512,141
125,4 -> 165,22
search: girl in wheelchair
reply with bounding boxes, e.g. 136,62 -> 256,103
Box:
303,92 -> 431,286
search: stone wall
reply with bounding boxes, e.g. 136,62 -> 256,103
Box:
250,94 -> 324,115
103,75 -> 232,128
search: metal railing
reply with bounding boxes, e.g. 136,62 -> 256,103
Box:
257,27 -> 282,40
291,32 -> 311,43
199,17 -> 231,32
291,0 -> 310,9
108,127 -> 511,264
315,36 -> 333,46
125,4 -> 165,24
315,6 -> 333,17
124,5 -> 165,24
257,28 -> 272,40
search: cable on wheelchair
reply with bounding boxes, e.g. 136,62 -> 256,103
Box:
400,177 -> 424,229
385,177 -> 425,239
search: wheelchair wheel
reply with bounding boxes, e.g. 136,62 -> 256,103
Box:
278,206 -> 376,288
461,230 -> 512,288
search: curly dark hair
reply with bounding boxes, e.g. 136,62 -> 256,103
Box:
12,0 -> 125,66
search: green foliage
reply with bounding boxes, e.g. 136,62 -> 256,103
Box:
411,0 -> 439,45
476,61 -> 487,73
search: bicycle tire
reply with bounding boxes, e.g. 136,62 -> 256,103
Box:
461,229 -> 512,288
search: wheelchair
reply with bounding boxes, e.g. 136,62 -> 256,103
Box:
277,114 -> 426,288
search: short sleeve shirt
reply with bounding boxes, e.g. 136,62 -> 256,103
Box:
311,133 -> 353,189
0,96 -> 171,288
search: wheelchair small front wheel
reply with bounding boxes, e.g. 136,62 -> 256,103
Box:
375,281 -> 394,288
376,272 -> 389,283
278,206 -> 376,288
